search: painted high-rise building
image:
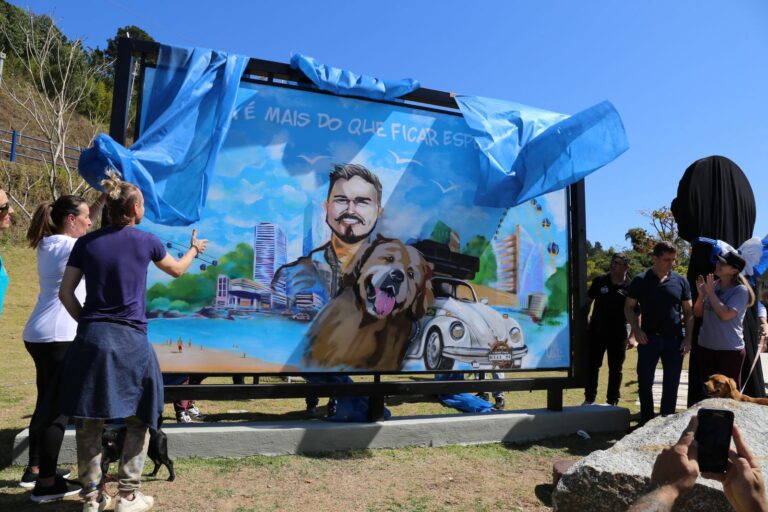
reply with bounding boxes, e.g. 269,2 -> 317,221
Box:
303,200 -> 330,256
253,222 -> 288,308
494,224 -> 544,310
216,275 -> 231,307
494,224 -> 520,296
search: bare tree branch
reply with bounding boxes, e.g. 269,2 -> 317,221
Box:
0,10 -> 109,201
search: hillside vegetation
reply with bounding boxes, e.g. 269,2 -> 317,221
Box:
0,0 -> 154,244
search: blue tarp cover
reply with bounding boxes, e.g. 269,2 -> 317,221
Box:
290,53 -> 420,100
79,48 -> 628,224
435,373 -> 494,413
78,44 -> 248,225
456,96 -> 629,208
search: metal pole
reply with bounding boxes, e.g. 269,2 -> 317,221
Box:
10,130 -> 17,162
0,51 -> 5,85
109,38 -> 134,145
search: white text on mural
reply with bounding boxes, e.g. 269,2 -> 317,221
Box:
247,106 -> 472,148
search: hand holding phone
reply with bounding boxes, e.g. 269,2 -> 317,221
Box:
696,408 -> 734,473
703,424 -> 768,512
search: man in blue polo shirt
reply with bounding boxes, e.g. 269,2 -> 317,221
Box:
625,241 -> 693,425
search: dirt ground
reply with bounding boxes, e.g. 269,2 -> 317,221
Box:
0,433 -> 618,512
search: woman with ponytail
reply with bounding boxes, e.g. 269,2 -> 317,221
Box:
22,193 -> 104,501
57,172 -> 207,512
693,250 -> 755,390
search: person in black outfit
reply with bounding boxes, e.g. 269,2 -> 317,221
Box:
583,253 -> 632,406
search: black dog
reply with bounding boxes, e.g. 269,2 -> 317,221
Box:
101,425 -> 175,482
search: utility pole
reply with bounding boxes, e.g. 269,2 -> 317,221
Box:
0,52 -> 6,85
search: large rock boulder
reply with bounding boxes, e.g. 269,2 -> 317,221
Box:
553,398 -> 768,511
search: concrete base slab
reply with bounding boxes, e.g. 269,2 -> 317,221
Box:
13,406 -> 629,465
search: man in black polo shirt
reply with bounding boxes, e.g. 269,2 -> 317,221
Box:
625,241 -> 693,425
583,253 -> 632,406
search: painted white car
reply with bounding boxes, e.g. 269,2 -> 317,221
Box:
405,277 -> 528,370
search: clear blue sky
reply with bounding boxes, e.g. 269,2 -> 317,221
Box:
13,0 -> 768,249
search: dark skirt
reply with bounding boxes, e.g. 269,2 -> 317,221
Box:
58,321 -> 163,429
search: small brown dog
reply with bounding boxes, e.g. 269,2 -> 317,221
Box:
704,374 -> 768,405
305,235 -> 433,371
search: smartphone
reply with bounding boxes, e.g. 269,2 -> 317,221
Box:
695,408 -> 734,473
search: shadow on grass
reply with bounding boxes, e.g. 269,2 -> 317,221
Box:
300,449 -> 375,460
502,430 -> 622,457
0,428 -> 24,469
181,409 -> 314,423
385,394 -> 440,406
0,489 -> 81,512
535,483 -> 554,507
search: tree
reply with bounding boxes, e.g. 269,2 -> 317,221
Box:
0,9 -> 109,213
90,25 -> 154,85
641,206 -> 679,243
587,205 -> 690,282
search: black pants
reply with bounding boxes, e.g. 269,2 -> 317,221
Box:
24,341 -> 71,476
585,332 -> 626,404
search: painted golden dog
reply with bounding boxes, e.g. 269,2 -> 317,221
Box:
305,235 -> 433,371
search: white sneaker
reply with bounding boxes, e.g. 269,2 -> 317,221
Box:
83,493 -> 111,512
187,404 -> 202,417
115,491 -> 154,512
581,400 -> 595,406
176,410 -> 192,423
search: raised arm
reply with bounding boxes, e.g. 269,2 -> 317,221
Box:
59,266 -> 84,321
154,229 -> 208,278
693,275 -> 706,318
702,274 -> 738,322
628,417 -> 700,512
88,192 -> 109,225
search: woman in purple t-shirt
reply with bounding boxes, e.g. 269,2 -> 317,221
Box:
58,174 -> 207,512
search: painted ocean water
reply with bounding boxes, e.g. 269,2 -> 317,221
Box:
149,308 -> 569,372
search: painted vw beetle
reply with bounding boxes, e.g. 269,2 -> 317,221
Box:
404,277 -> 528,370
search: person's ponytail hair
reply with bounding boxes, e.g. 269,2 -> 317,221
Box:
101,170 -> 141,227
27,202 -> 54,248
26,195 -> 87,248
737,274 -> 756,308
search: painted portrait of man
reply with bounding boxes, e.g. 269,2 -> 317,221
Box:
272,163 -> 383,304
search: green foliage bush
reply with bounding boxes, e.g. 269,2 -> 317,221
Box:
147,243 -> 254,311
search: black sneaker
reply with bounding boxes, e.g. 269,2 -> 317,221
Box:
19,467 -> 71,489
476,392 -> 490,402
29,475 -> 81,503
493,396 -> 506,410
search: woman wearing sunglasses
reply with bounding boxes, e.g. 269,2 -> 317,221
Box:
0,188 -> 13,317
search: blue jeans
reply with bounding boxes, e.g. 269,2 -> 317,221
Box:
637,334 -> 684,423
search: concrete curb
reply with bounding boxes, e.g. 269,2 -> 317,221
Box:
13,406 -> 629,464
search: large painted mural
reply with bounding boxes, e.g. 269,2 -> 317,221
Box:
140,80 -> 571,373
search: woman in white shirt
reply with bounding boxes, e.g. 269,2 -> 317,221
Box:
21,194 -> 103,499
